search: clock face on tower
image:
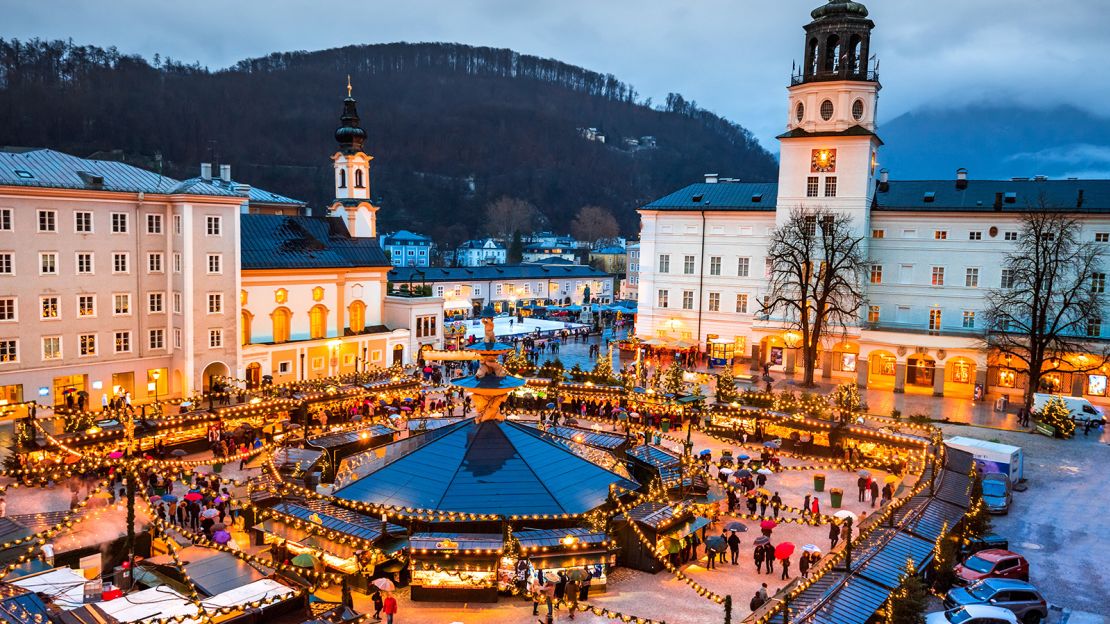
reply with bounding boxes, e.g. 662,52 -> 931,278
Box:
811,148 -> 836,173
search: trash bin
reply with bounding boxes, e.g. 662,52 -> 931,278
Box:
652,433 -> 662,445
813,473 -> 826,492
661,418 -> 671,433
829,487 -> 844,508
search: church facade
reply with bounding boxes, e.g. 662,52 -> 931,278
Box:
636,0 -> 1110,403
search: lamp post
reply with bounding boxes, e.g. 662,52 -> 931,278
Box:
150,370 -> 160,403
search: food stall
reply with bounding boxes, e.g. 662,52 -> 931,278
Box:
612,501 -> 710,573
408,533 -> 503,603
510,528 -> 617,593
305,424 -> 398,482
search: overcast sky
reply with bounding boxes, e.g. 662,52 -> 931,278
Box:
4,0 -> 1108,148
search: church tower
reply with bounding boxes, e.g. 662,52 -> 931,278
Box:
776,0 -> 881,235
330,77 -> 379,238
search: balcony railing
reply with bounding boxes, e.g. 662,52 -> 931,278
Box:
790,69 -> 879,86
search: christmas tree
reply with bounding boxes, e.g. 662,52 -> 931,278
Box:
884,558 -> 929,624
504,344 -> 530,374
715,366 -> 740,404
592,344 -> 615,383
1035,395 -> 1076,438
833,382 -> 862,413
661,360 -> 686,395
961,464 -> 993,540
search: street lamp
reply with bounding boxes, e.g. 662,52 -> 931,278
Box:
150,370 -> 160,403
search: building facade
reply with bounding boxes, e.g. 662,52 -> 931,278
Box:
455,238 -> 507,267
620,243 -> 640,301
379,230 -> 434,267
0,149 -> 245,405
636,0 -> 1110,403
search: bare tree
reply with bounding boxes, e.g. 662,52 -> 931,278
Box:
570,205 -> 620,247
483,196 -> 539,239
766,207 -> 868,386
981,207 -> 1107,409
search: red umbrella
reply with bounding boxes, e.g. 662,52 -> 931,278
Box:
184,492 -> 203,502
108,451 -> 124,459
760,520 -> 777,530
775,542 -> 795,560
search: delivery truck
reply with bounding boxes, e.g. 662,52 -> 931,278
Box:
944,436 -> 1024,482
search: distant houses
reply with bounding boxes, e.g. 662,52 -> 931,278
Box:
379,230 -> 435,267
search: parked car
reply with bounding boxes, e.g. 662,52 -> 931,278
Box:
926,605 -> 1019,624
981,473 -> 1013,514
960,533 -> 1009,558
944,578 -> 1048,624
954,549 -> 1030,585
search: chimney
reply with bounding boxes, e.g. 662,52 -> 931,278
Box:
704,173 -> 719,184
955,168 -> 968,190
234,183 -> 251,197
220,164 -> 231,183
993,192 -> 1003,210
877,168 -> 889,192
200,163 -> 212,181
1077,189 -> 1085,209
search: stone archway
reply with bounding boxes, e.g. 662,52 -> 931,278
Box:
201,361 -> 230,393
867,350 -> 897,389
906,354 -> 936,388
246,362 -> 262,390
943,357 -> 977,397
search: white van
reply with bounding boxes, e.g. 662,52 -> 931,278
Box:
1031,393 -> 1105,424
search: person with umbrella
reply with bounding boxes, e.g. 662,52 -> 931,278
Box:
770,492 -> 782,519
763,541 -> 775,574
370,585 -> 384,620
753,539 -> 765,573
776,542 -> 794,580
564,572 -> 582,619
727,529 -> 741,565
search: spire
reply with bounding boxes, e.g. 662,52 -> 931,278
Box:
335,78 -> 367,154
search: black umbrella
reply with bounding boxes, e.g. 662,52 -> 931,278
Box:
171,449 -> 187,457
704,536 -> 727,552
754,536 -> 771,546
725,521 -> 748,532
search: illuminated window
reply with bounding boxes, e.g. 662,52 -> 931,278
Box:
349,300 -> 366,334
312,286 -> 325,302
931,266 -> 945,286
869,265 -> 883,284
868,305 -> 880,323
309,304 -> 328,339
929,308 -> 942,332
241,310 -> 253,345
271,308 -> 292,343
274,288 -> 288,304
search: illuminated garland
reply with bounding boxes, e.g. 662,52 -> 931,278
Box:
0,479 -> 110,577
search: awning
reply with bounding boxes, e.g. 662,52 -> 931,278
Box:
528,550 -> 615,569
666,516 -> 711,541
254,520 -> 359,561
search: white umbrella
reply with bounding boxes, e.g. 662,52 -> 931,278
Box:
718,468 -> 735,476
756,468 -> 773,476
802,544 -> 821,554
833,510 -> 857,522
543,570 -> 561,583
372,578 -> 396,592
857,469 -> 871,477
199,508 -> 220,519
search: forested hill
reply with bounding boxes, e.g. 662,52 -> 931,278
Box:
0,39 -> 777,242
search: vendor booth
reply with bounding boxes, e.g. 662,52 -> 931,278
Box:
613,501 -> 710,573
409,533 -> 503,602
510,528 -> 616,593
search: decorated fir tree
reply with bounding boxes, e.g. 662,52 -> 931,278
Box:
715,366 -> 740,404
833,382 -> 862,413
884,558 -> 929,624
661,360 -> 686,395
649,366 -> 663,392
962,464 -> 993,540
592,345 -> 615,383
504,344 -> 530,374
1035,395 -> 1076,438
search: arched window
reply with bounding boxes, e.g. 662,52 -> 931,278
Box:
338,169 -> 347,189
354,169 -> 365,188
309,304 -> 329,340
849,35 -> 863,74
349,300 -> 366,334
241,310 -> 253,346
824,34 -> 841,72
271,307 -> 292,344
807,37 -> 819,75
795,102 -> 805,123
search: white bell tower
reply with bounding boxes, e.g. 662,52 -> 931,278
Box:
777,0 -> 881,237
330,76 -> 379,238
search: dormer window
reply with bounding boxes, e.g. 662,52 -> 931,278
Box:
1004,192 -> 1017,203
923,192 -> 936,203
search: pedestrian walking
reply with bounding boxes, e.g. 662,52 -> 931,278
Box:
811,497 -> 820,516
799,552 -> 811,577
764,544 -> 775,574
371,589 -> 383,620
870,480 -> 880,508
781,555 -> 791,580
770,492 -> 782,519
579,571 -> 590,602
753,543 -> 764,573
565,579 -> 579,619
382,592 -> 397,624
802,494 -> 811,517
728,530 -> 741,565
829,523 -> 839,549
857,475 -> 867,502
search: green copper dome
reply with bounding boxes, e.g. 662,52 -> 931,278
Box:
811,0 -> 869,20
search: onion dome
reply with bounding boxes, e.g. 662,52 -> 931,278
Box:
335,77 -> 367,154
811,0 -> 869,20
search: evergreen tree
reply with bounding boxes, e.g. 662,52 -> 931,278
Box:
661,360 -> 685,395
592,345 -> 615,383
885,558 -> 929,624
504,344 -> 530,374
507,230 -> 524,264
833,382 -> 862,413
1035,395 -> 1076,438
715,366 -> 740,404
930,525 -> 959,593
962,465 -> 993,540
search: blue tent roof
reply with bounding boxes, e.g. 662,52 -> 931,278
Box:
333,419 -> 637,516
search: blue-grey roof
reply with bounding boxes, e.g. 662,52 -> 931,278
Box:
514,527 -> 609,549
270,501 -> 405,543
0,585 -> 51,624
240,214 -> 390,270
803,576 -> 890,624
626,444 -> 680,469
176,175 -> 305,206
382,230 -> 433,244
593,246 -> 626,254
390,263 -> 609,283
459,238 -> 505,250
853,530 -> 935,590
524,243 -> 576,252
409,533 -> 504,552
876,179 -> 1110,212
0,148 -> 237,198
523,423 -> 627,450
642,182 -> 778,211
333,419 -> 637,516
307,424 -> 396,450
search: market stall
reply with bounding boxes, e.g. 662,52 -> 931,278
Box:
305,423 -> 397,482
510,528 -> 617,593
408,533 -> 503,602
612,501 -> 710,573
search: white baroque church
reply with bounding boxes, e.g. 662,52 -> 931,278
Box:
635,0 -> 1110,403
